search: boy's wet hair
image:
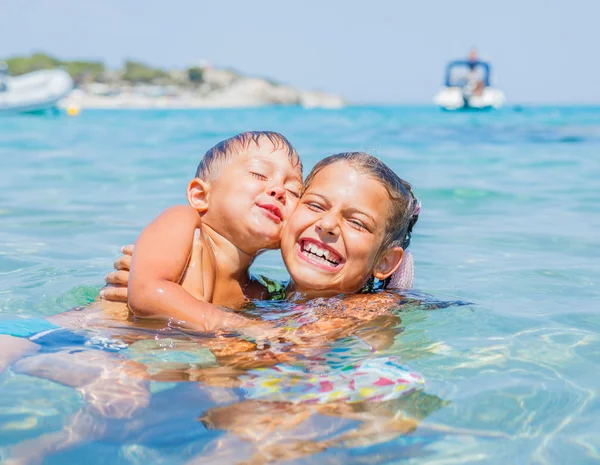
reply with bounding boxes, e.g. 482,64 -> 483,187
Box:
195,131 -> 302,180
303,152 -> 420,253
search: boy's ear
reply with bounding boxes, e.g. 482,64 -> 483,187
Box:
187,178 -> 210,214
373,247 -> 404,281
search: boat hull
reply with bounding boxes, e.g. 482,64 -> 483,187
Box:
0,69 -> 74,114
434,86 -> 505,111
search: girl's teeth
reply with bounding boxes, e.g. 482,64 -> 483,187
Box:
303,250 -> 332,266
305,242 -> 329,259
301,241 -> 340,266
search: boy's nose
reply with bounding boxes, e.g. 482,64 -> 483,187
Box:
267,186 -> 286,204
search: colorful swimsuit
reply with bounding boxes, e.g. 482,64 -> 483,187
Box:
254,274 -> 288,300
239,322 -> 424,404
239,352 -> 424,405
240,282 -> 425,404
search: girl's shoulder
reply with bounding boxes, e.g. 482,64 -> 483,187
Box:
302,290 -> 407,320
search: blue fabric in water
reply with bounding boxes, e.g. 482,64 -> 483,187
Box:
0,317 -> 128,353
31,328 -> 91,352
31,328 -> 128,353
0,317 -> 59,338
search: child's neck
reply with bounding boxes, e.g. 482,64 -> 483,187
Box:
285,281 -> 343,301
201,223 -> 255,286
203,223 -> 257,302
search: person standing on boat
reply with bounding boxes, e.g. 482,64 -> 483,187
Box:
465,49 -> 484,97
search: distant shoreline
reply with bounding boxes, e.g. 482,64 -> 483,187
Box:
57,65 -> 345,110
4,53 -> 345,110
60,88 -> 345,110
57,100 -> 600,111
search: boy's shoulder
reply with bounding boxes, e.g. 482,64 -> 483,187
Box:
133,203 -> 207,283
154,204 -> 201,224
140,204 -> 205,245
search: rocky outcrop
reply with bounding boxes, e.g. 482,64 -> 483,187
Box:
61,66 -> 345,109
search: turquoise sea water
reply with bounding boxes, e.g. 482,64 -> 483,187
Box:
0,106 -> 599,464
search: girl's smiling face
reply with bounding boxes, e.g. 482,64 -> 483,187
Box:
281,161 -> 402,297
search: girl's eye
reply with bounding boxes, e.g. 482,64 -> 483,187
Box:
288,190 -> 300,199
251,172 -> 267,181
349,219 -> 367,231
306,202 -> 324,211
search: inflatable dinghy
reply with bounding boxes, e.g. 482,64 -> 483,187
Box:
0,68 -> 74,114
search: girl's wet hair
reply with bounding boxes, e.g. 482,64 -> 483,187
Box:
303,152 -> 420,253
195,131 -> 302,180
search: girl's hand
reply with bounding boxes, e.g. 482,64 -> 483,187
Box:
99,245 -> 134,302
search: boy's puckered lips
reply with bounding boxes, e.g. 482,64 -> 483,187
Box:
257,203 -> 283,223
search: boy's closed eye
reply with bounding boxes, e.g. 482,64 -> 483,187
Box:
250,171 -> 300,196
250,172 -> 267,181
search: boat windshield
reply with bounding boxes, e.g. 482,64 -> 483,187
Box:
445,60 -> 490,88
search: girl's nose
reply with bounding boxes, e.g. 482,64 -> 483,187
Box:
316,213 -> 340,238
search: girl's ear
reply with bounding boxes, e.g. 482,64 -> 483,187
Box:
373,247 -> 404,281
187,178 -> 211,214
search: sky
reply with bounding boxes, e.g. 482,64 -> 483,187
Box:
1,0 -> 598,104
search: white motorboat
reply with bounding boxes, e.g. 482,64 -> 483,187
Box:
0,66 -> 74,114
433,60 -> 505,111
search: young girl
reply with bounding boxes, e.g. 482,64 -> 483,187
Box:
159,152 -> 424,395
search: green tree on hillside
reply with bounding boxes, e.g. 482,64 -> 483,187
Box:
187,66 -> 204,84
122,60 -> 167,83
5,53 -> 61,75
64,61 -> 105,82
4,52 -> 105,82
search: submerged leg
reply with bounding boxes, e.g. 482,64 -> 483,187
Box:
193,401 -> 328,464
13,349 -> 151,418
2,406 -> 108,465
2,349 -> 153,465
0,335 -> 40,375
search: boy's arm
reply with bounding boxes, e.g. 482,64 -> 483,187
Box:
353,315 -> 403,351
128,205 -> 249,332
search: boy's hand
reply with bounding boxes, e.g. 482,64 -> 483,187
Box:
99,245 -> 134,302
239,321 -> 305,349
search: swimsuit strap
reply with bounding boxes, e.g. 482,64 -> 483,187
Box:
254,274 -> 287,300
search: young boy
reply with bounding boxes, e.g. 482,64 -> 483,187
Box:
0,131 -> 304,409
124,130 -> 303,331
